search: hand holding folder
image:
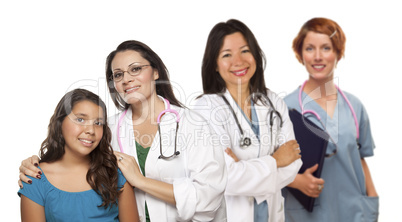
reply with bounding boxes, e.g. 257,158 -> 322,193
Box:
286,109 -> 329,212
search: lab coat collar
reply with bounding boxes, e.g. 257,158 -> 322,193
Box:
222,89 -> 278,156
221,90 -> 261,146
123,95 -> 168,121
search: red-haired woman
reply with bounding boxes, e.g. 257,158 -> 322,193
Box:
283,17 -> 379,221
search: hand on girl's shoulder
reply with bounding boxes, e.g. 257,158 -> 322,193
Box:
36,162 -> 56,177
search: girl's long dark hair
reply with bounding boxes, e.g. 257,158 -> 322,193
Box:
201,19 -> 269,103
106,40 -> 183,111
40,88 -> 120,208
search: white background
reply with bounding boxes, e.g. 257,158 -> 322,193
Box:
2,0 -> 400,221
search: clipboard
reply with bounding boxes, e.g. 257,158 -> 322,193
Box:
286,109 -> 329,212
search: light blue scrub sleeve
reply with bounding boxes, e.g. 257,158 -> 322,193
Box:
356,100 -> 375,158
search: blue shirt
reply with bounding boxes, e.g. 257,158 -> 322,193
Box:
282,87 -> 379,222
235,99 -> 260,140
236,100 -> 269,222
18,167 -> 126,222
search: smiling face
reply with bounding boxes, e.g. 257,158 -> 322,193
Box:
216,32 -> 257,91
111,50 -> 159,105
62,100 -> 104,158
302,31 -> 338,81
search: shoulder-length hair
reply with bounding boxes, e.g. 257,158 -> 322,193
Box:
292,17 -> 346,64
201,19 -> 268,102
106,40 -> 183,111
40,88 -> 120,209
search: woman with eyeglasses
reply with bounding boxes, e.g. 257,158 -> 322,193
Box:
18,40 -> 227,222
193,19 -> 302,222
282,17 -> 379,221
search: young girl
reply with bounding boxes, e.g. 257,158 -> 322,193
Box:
19,41 -> 227,221
18,89 -> 138,222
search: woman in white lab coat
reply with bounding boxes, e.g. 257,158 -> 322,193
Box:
193,19 -> 302,222
19,40 -> 227,222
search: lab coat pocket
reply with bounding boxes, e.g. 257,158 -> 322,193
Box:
156,155 -> 186,179
361,195 -> 379,222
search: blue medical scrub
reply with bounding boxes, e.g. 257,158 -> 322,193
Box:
282,88 -> 379,222
236,100 -> 269,222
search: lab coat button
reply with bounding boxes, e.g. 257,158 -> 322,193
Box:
139,216 -> 144,221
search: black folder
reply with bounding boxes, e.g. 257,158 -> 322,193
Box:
286,109 -> 329,212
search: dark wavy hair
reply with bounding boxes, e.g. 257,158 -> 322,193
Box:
39,88 -> 120,209
106,40 -> 183,111
201,19 -> 268,103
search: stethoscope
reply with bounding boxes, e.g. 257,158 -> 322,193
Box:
221,94 -> 283,148
117,98 -> 181,159
298,80 -> 360,157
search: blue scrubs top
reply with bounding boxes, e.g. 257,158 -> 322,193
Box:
236,100 -> 269,222
282,87 -> 379,222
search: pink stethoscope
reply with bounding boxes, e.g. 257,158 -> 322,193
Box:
299,80 -> 360,157
117,98 -> 181,159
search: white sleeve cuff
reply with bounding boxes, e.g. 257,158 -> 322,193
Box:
173,177 -> 196,221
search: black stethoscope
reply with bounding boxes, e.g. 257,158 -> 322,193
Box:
221,94 -> 283,148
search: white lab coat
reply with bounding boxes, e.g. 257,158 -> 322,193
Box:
109,97 -> 227,222
193,90 -> 302,222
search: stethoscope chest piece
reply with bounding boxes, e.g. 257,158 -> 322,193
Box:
240,137 -> 252,148
220,94 -> 283,149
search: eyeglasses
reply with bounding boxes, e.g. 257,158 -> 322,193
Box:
110,64 -> 151,82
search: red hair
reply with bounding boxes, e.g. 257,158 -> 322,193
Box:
292,17 -> 346,64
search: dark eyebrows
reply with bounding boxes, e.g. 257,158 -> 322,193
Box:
113,62 -> 142,72
219,44 -> 249,54
220,49 -> 231,54
128,62 -> 141,67
74,113 -> 88,118
73,113 -> 104,120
